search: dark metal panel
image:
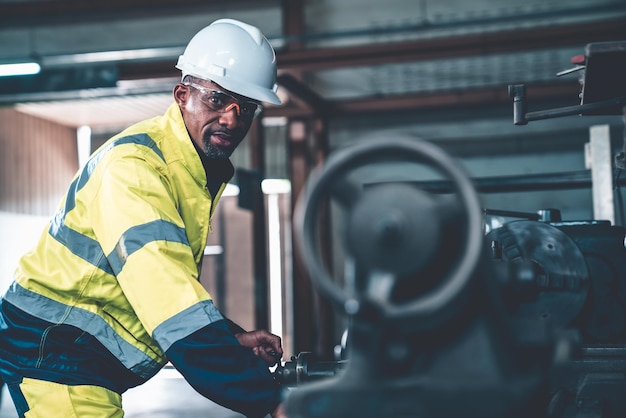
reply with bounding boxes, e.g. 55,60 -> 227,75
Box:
247,120 -> 270,331
287,120 -> 315,355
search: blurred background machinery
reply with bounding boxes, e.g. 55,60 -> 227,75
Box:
275,40 -> 626,418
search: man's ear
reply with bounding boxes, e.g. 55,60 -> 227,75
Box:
173,84 -> 190,107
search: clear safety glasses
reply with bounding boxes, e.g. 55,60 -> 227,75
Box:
185,82 -> 263,119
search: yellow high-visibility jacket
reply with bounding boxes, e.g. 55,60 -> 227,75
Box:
0,102 -> 281,417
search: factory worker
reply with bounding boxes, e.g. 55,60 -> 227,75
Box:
0,18 -> 286,418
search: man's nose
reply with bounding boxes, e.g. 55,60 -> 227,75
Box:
218,105 -> 239,129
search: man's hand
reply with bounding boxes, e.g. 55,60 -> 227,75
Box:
234,329 -> 283,366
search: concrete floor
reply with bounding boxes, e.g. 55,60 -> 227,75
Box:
0,368 -> 256,418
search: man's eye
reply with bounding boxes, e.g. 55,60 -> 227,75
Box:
208,94 -> 225,106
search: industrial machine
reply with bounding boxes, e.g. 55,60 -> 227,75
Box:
275,41 -> 626,418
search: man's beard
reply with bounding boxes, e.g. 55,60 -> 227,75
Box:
203,140 -> 233,160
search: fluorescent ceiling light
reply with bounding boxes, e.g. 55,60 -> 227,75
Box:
41,47 -> 182,67
0,62 -> 41,77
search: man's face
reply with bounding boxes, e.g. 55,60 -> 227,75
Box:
174,79 -> 259,159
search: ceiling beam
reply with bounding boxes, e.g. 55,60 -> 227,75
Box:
118,17 -> 626,80
276,17 -> 626,71
0,0 -> 276,27
262,80 -> 582,118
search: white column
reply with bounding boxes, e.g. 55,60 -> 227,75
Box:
76,125 -> 92,168
585,124 -> 614,224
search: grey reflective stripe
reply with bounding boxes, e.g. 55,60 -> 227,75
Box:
153,300 -> 224,352
107,220 -> 190,275
3,283 -> 163,380
48,133 -> 166,275
49,212 -> 114,275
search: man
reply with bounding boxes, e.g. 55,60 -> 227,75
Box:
0,19 -> 286,418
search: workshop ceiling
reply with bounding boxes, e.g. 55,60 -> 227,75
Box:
1,0 -> 625,131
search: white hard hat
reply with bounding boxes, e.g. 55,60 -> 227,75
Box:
176,19 -> 281,105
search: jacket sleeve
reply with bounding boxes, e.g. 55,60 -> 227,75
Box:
166,319 -> 283,418
224,316 -> 247,334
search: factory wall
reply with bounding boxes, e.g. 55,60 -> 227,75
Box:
0,108 -> 78,294
201,198 -> 256,330
0,107 -> 78,216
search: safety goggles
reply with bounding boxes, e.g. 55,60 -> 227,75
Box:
185,82 -> 263,119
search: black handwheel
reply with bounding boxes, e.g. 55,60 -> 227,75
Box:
294,138 -> 484,330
